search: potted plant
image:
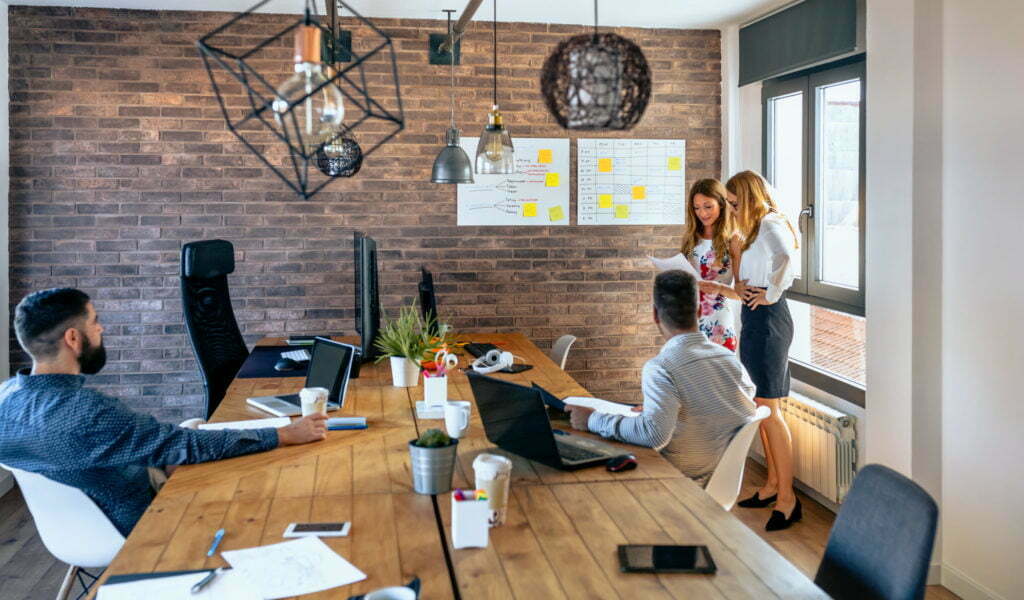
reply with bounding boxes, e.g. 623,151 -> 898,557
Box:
408,428 -> 459,495
375,305 -> 456,387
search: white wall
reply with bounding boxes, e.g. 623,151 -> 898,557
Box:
940,1 -> 1024,598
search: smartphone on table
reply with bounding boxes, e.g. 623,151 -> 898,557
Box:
283,522 -> 351,538
618,544 -> 717,574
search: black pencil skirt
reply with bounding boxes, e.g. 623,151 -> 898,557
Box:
739,290 -> 794,398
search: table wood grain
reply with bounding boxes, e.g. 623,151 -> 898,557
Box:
90,333 -> 824,599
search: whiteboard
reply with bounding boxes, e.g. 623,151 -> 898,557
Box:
457,138 -> 570,226
577,138 -> 687,225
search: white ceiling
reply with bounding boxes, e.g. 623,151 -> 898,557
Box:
7,0 -> 791,29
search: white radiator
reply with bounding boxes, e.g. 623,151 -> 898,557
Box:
779,395 -> 857,504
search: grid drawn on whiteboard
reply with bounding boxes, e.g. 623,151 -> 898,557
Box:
577,139 -> 686,225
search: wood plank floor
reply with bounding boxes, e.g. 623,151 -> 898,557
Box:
0,463 -> 963,600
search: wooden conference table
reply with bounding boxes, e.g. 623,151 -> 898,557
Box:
90,333 -> 826,599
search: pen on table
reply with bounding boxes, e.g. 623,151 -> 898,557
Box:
191,567 -> 224,595
206,528 -> 225,557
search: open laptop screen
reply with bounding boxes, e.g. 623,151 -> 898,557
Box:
307,338 -> 356,404
466,371 -> 562,466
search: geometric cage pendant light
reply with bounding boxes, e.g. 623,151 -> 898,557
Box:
197,0 -> 405,199
474,0 -> 515,174
540,0 -> 651,130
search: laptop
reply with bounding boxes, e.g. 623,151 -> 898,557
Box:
466,371 -> 623,470
246,338 -> 356,417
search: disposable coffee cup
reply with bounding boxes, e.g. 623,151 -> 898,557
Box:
473,453 -> 512,526
299,387 -> 329,417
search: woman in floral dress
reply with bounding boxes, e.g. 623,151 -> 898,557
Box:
681,178 -> 742,351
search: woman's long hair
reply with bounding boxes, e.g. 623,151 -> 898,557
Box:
725,170 -> 798,252
681,178 -> 735,267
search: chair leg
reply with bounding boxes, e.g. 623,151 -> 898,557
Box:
57,565 -> 79,600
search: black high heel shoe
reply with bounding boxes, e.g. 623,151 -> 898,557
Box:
765,498 -> 802,531
736,492 -> 778,508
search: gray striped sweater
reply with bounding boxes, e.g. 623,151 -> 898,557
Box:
588,332 -> 757,486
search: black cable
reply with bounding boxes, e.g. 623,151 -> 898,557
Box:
594,0 -> 598,38
492,0 -> 497,107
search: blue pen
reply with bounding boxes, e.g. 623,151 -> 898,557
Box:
206,528 -> 225,557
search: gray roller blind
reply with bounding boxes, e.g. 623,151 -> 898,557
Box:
739,0 -> 858,86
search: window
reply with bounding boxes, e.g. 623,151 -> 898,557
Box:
762,57 -> 865,406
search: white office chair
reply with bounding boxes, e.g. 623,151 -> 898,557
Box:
549,334 -> 577,370
179,417 -> 206,429
0,464 -> 125,600
704,405 -> 772,511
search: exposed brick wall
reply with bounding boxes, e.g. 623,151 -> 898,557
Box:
8,6 -> 721,421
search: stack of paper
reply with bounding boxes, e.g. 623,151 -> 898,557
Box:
563,396 -> 641,418
198,417 -> 291,431
221,537 -> 366,599
97,569 -> 259,599
648,253 -> 698,277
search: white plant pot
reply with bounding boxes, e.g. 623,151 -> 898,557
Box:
390,357 -> 421,387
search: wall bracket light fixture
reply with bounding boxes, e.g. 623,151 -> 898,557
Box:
196,0 -> 404,199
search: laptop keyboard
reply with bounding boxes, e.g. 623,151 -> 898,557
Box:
555,440 -> 604,462
280,349 -> 311,362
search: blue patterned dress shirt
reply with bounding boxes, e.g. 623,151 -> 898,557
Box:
0,370 -> 278,536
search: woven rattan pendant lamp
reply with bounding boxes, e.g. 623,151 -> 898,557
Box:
540,0 -> 651,130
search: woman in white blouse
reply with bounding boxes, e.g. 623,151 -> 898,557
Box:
726,170 -> 802,531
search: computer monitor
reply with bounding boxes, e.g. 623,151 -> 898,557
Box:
354,231 -> 380,362
419,267 -> 439,336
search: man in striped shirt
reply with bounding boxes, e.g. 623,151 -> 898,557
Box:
567,270 -> 756,486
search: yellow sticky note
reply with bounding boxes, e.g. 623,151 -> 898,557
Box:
598,194 -> 613,208
522,202 -> 538,217
598,158 -> 613,172
632,186 -> 646,200
614,205 -> 630,219
545,172 -> 560,187
667,156 -> 682,171
537,149 -> 553,163
548,205 -> 565,222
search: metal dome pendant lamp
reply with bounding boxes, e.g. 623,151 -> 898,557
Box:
431,10 -> 474,184
540,0 -> 651,130
474,0 -> 515,175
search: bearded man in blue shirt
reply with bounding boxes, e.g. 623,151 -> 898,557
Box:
0,288 -> 328,536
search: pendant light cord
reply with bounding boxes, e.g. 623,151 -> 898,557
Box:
448,12 -> 456,128
492,0 -> 497,107
593,0 -> 598,39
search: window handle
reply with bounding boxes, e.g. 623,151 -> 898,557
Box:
798,205 -> 814,232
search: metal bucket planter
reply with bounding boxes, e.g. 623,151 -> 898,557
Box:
408,439 -> 459,495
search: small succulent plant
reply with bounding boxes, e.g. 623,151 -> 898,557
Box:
414,428 -> 452,448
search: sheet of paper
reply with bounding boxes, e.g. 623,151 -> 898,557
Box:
199,417 -> 291,431
97,569 -> 259,600
648,253 -> 698,277
563,396 -> 641,418
222,536 -> 365,599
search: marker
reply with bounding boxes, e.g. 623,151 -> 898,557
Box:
191,568 -> 224,595
206,528 -> 225,557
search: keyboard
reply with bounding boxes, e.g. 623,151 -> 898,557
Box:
464,342 -> 500,358
555,440 -> 605,462
280,349 -> 311,362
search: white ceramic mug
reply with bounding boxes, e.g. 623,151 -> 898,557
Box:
299,386 -> 329,417
444,401 -> 471,439
364,586 -> 416,600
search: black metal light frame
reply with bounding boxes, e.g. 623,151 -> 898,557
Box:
197,0 -> 404,199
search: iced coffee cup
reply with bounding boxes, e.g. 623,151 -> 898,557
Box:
299,386 -> 329,417
473,453 -> 512,526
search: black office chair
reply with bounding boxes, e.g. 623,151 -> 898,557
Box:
181,239 -> 249,419
815,464 -> 938,600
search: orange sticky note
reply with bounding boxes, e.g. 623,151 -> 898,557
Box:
632,186 -> 646,200
598,194 -> 613,208
537,149 -> 553,163
614,205 -> 630,219
545,172 -> 560,187
548,205 -> 565,222
598,158 -> 613,172
522,202 -> 538,217
667,156 -> 682,171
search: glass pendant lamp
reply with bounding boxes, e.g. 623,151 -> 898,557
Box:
474,0 -> 514,174
431,11 -> 474,184
272,11 -> 345,156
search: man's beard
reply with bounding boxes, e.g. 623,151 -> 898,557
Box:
79,334 -> 107,375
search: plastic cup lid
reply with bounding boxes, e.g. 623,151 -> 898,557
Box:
473,453 -> 512,475
299,387 -> 329,400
